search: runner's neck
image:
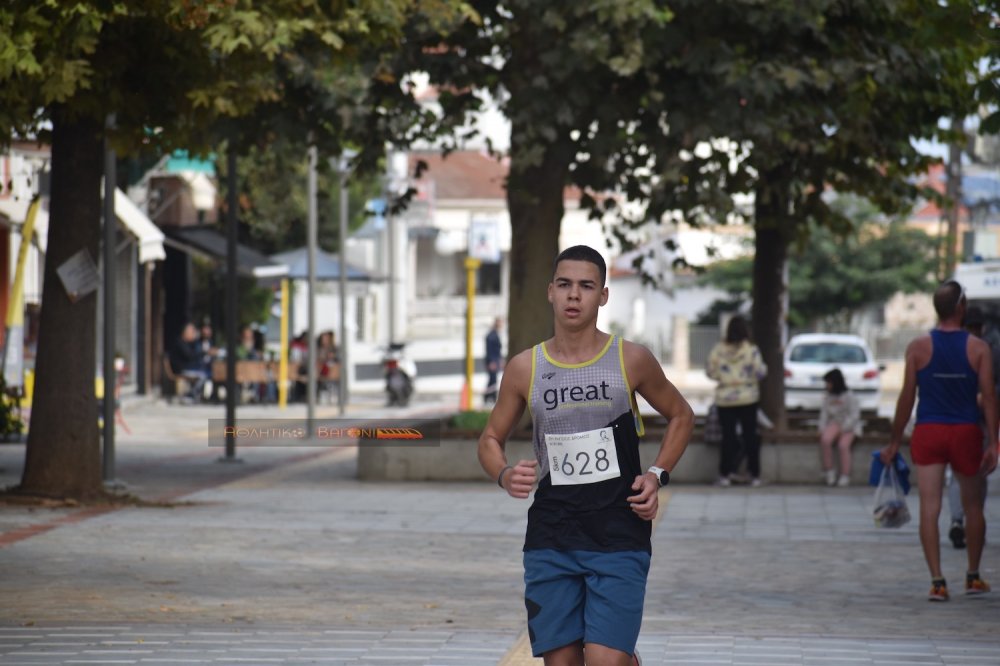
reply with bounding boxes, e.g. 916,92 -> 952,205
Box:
544,331 -> 611,364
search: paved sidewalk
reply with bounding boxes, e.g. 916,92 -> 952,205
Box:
0,397 -> 997,665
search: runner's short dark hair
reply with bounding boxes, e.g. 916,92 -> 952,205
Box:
553,245 -> 607,286
934,280 -> 965,320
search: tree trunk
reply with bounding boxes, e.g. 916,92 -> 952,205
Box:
505,122 -> 572,358
19,112 -> 103,499
751,182 -> 791,431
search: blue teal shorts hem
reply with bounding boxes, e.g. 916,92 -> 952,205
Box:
523,549 -> 649,658
529,633 -> 585,659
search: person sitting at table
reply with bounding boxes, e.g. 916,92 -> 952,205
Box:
169,322 -> 208,403
199,321 -> 218,364
199,320 -> 219,401
317,330 -> 340,404
235,324 -> 267,402
237,325 -> 261,360
289,331 -> 309,402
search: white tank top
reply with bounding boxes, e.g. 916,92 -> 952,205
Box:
529,334 -> 643,478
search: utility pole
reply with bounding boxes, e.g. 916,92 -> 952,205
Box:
102,113 -> 117,484
338,157 -> 349,415
306,145 -> 318,435
222,144 -> 240,462
943,117 -> 964,279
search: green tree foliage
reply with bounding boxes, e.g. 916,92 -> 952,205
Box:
217,139 -> 382,255
791,224 -> 939,329
0,0 -> 469,499
188,260 -> 275,336
631,0 -> 989,424
372,1 -> 986,384
0,1 -> 423,152
975,0 -> 1000,136
699,218 -> 938,329
369,0 -> 675,356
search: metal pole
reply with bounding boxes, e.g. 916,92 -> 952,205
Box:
388,192 -> 395,345
944,117 -> 964,279
136,264 -> 147,394
102,114 -> 117,482
338,162 -> 349,415
278,278 -> 289,408
306,145 -> 318,434
223,144 -> 239,460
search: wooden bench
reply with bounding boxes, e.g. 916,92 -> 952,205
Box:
210,360 -> 301,384
212,359 -> 265,384
211,360 -> 303,404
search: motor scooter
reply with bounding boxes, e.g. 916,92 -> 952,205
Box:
382,342 -> 416,406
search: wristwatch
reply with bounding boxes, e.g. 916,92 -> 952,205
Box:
647,466 -> 670,487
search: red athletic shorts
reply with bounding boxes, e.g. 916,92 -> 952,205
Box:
910,423 -> 983,476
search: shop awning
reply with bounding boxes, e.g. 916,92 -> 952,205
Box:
164,226 -> 289,279
270,247 -> 377,281
2,189 -> 166,263
113,189 -> 166,264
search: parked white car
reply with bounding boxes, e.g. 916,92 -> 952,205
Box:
784,333 -> 882,411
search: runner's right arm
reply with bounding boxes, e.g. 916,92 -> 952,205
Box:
477,349 -> 537,498
883,338 -> 921,463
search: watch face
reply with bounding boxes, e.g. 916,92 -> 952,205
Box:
659,471 -> 670,486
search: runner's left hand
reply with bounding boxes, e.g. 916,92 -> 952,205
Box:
627,474 -> 658,521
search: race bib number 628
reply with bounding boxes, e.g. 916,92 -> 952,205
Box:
545,427 -> 621,486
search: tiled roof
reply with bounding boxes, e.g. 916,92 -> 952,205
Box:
408,150 -> 508,201
910,163 -> 950,220
407,150 -> 587,205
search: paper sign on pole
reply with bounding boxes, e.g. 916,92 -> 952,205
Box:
56,248 -> 100,303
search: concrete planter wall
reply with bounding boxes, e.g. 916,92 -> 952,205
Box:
357,431 -> 890,485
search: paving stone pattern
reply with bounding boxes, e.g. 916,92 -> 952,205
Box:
0,400 -> 997,664
0,625 -> 516,665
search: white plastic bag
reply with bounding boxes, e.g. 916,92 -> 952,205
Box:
872,464 -> 911,528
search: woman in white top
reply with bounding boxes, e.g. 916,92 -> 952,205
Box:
819,368 -> 861,487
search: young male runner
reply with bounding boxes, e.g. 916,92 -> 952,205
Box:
478,245 -> 694,666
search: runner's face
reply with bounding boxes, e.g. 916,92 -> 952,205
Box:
548,259 -> 608,327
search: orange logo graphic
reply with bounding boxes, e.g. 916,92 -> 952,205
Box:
375,427 -> 424,440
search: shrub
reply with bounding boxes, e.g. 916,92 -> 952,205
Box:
448,410 -> 490,431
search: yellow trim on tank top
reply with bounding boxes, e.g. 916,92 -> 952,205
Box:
540,333 -> 615,369
618,336 -> 646,437
528,344 -> 538,419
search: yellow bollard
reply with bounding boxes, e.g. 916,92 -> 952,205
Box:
463,257 -> 481,410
